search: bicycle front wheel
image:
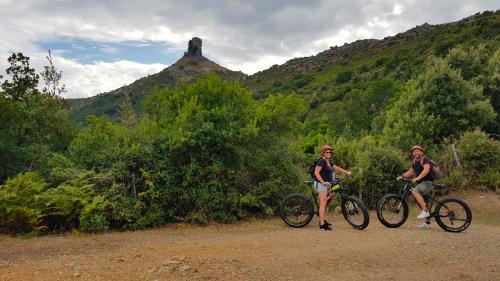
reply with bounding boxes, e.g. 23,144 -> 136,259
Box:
279,193 -> 314,228
434,198 -> 472,233
341,196 -> 369,230
377,194 -> 408,228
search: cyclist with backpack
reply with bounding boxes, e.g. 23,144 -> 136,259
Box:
314,145 -> 352,231
396,145 -> 436,229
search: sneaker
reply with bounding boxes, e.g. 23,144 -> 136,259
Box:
417,222 -> 431,229
417,210 -> 430,219
324,220 -> 332,226
319,223 -> 332,231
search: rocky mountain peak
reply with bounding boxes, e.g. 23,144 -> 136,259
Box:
184,37 -> 203,57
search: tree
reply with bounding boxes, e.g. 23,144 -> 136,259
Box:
40,50 -> 66,97
1,52 -> 39,100
446,45 -> 500,135
383,57 -> 496,149
0,52 -> 74,183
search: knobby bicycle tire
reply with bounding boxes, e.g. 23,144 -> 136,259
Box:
279,193 -> 314,228
341,195 -> 369,230
377,194 -> 409,228
434,198 -> 472,233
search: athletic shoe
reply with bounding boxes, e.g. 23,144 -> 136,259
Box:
417,210 -> 430,219
417,222 -> 431,229
319,223 -> 332,231
324,220 -> 332,226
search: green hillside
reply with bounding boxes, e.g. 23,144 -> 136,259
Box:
243,10 -> 500,135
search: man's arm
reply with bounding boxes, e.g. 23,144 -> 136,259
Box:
397,168 -> 414,180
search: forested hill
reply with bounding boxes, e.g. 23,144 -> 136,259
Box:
242,10 -> 499,97
244,10 -> 500,138
68,38 -> 246,125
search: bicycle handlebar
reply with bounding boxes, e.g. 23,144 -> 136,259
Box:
330,174 -> 351,184
399,178 -> 412,183
304,174 -> 351,185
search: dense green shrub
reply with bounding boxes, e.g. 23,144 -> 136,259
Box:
455,129 -> 500,190
79,196 -> 109,233
352,141 -> 407,208
134,204 -> 165,229
0,172 -> 91,234
456,129 -> 500,173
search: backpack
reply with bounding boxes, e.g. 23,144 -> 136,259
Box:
416,157 -> 441,180
307,159 -> 319,179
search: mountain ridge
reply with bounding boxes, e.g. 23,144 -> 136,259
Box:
69,10 -> 500,124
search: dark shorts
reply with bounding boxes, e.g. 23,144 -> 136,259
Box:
413,181 -> 433,195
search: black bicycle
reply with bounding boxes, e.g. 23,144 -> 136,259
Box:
376,179 -> 472,232
279,176 -> 369,230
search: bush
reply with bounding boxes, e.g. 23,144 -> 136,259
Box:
79,195 -> 109,233
0,172 -> 92,234
455,129 -> 500,190
134,204 -> 165,229
476,170 -> 500,191
353,142 -> 407,208
439,169 -> 468,191
456,129 -> 500,173
38,180 -> 92,231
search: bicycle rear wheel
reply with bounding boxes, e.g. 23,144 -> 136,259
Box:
341,196 -> 369,230
279,193 -> 314,228
434,198 -> 472,232
377,194 -> 408,228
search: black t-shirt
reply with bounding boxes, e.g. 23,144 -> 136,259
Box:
412,156 -> 434,183
316,158 -> 333,183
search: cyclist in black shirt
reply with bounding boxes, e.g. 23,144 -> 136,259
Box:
314,145 -> 352,231
397,145 -> 434,227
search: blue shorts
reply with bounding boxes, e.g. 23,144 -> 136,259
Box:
313,181 -> 328,192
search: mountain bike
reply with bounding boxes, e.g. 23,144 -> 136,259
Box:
279,176 -> 369,230
376,179 -> 472,232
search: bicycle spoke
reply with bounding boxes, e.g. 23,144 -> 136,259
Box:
280,193 -> 315,228
435,199 -> 472,232
342,197 -> 369,229
378,196 -> 406,226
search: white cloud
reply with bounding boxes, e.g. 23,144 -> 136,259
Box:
225,54 -> 291,75
57,59 -> 168,98
393,4 -> 403,15
313,29 -> 353,49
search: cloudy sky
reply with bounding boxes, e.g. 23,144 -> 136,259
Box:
0,0 -> 498,98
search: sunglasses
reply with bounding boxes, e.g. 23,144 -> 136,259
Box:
324,151 -> 333,154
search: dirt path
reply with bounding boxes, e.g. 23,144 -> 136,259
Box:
1,192 -> 499,281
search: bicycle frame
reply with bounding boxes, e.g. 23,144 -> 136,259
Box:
399,182 -> 453,220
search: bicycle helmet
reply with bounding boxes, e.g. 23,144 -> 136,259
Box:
320,145 -> 333,154
411,145 -> 424,152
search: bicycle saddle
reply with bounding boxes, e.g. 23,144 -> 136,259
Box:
433,184 -> 447,190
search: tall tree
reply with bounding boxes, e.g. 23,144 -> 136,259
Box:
383,57 -> 496,149
40,50 -> 66,97
1,52 -> 39,100
0,52 -> 74,183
